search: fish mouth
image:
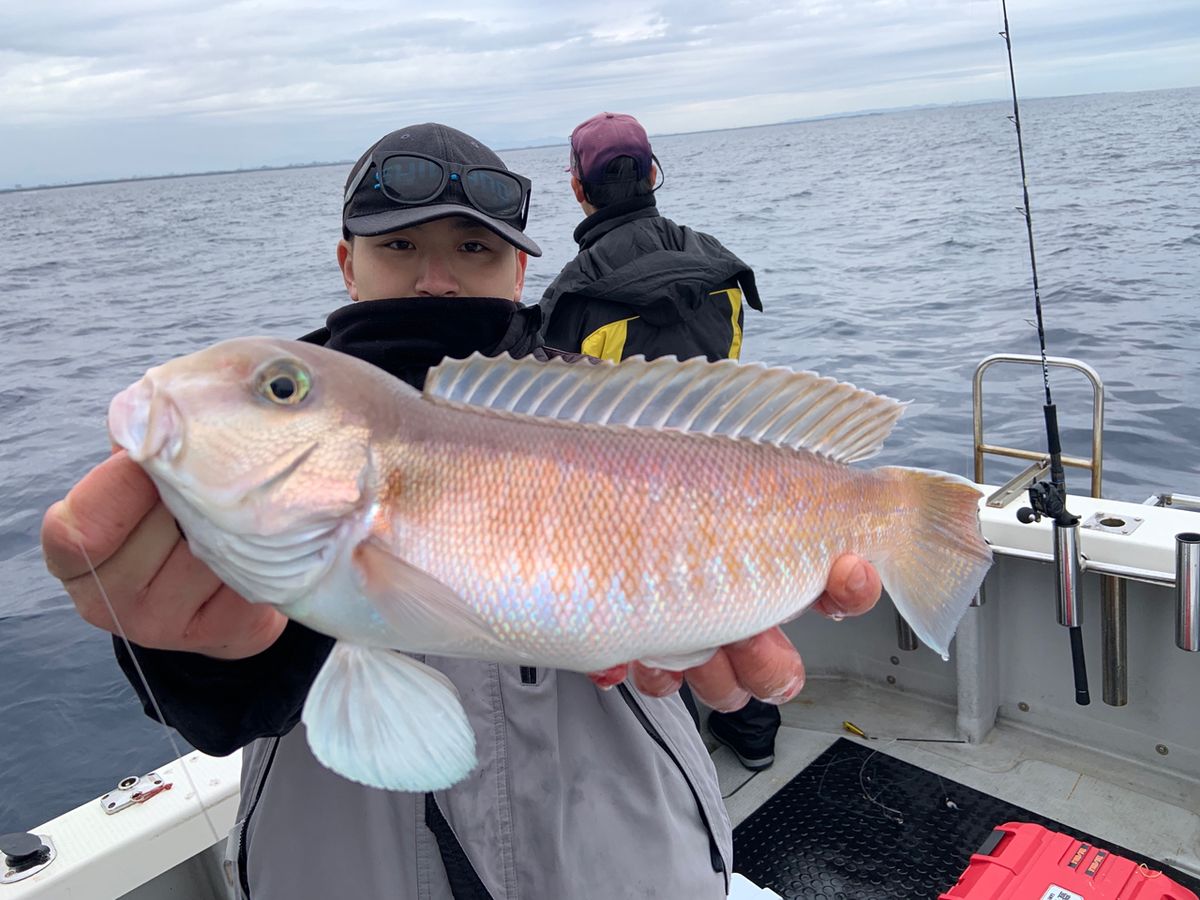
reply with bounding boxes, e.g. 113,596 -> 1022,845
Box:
109,377 -> 183,463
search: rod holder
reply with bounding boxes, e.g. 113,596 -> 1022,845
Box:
1100,576 -> 1127,706
1054,519 -> 1090,705
970,581 -> 987,608
895,609 -> 919,651
1054,520 -> 1083,627
1177,532 -> 1200,652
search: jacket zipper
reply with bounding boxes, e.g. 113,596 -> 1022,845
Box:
616,685 -> 728,886
236,736 -> 281,899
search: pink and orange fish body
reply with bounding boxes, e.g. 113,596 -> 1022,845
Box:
108,339 -> 991,791
379,406 -> 963,672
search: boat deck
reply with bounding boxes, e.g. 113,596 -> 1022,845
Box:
709,677 -> 1200,897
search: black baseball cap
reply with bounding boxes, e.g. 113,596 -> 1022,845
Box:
342,123 -> 542,256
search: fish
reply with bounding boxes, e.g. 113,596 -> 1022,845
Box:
107,338 -> 992,791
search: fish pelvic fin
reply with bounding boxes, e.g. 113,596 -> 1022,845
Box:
872,468 -> 993,657
302,642 -> 477,791
424,353 -> 907,463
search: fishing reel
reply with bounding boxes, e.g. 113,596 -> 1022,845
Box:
1017,480 -> 1079,528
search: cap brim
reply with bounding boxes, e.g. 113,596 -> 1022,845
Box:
344,203 -> 542,257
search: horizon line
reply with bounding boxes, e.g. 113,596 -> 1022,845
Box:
2,84 -> 1194,195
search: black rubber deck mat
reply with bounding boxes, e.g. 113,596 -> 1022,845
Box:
732,737 -> 1200,899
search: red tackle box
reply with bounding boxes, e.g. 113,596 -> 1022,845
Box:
939,822 -> 1197,900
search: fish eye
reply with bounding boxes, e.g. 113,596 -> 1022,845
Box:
256,360 -> 312,406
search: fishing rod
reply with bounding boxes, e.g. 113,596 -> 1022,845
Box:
999,0 -> 1090,706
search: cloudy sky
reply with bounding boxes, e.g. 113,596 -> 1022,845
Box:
1,0 -> 1196,188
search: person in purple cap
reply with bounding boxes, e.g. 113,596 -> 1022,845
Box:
44,122 -> 880,899
539,112 -> 794,772
540,112 -> 762,363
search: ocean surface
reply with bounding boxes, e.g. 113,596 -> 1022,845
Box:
1,87 -> 1197,832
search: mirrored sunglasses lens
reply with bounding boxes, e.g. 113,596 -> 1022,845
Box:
464,169 -> 524,217
379,156 -> 444,202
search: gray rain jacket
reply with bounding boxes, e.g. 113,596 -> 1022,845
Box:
228,661 -> 730,899
113,298 -> 732,899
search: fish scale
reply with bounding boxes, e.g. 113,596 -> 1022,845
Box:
383,408 -> 874,670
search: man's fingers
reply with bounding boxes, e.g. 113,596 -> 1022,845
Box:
117,526 -> 225,645
683,649 -> 751,712
724,627 -> 805,704
588,664 -> 628,690
64,504 -> 287,657
41,501 -> 81,579
813,555 -> 881,619
44,447 -> 289,659
64,501 -> 182,633
42,452 -> 159,580
630,663 -> 683,697
185,588 -> 288,659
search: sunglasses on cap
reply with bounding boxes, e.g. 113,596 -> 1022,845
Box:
343,152 -> 532,229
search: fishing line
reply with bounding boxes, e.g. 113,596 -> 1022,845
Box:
76,541 -> 223,846
856,746 -> 907,825
858,744 -> 961,824
813,743 -> 957,826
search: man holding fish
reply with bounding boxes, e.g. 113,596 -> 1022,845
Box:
39,123 -> 965,899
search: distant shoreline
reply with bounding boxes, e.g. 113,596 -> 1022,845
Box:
4,86 -> 1190,195
0,160 -> 352,196
0,101 -> 1000,195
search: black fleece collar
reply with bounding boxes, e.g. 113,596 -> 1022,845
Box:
300,296 -> 543,390
573,194 -> 659,249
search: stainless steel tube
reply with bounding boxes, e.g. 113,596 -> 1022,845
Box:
1101,576 -> 1127,706
1177,532 -> 1200,652
895,609 -> 919,651
1055,521 -> 1083,628
970,582 -> 986,608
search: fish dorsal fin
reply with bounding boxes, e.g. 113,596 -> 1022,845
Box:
425,353 -> 907,463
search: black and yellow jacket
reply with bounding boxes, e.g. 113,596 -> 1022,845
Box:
539,195 -> 763,362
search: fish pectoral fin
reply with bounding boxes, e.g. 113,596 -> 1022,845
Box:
638,648 -> 718,671
353,537 -> 499,651
302,641 -> 477,791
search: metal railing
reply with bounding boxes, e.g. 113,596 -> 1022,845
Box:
1143,493 -> 1200,513
971,354 -> 1125,702
973,354 -> 1105,504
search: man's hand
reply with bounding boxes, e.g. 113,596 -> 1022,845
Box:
589,554 -> 882,710
41,451 -> 287,660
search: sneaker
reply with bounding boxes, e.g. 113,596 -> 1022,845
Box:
707,710 -> 775,771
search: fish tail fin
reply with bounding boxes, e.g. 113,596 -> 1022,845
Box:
871,467 -> 993,658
